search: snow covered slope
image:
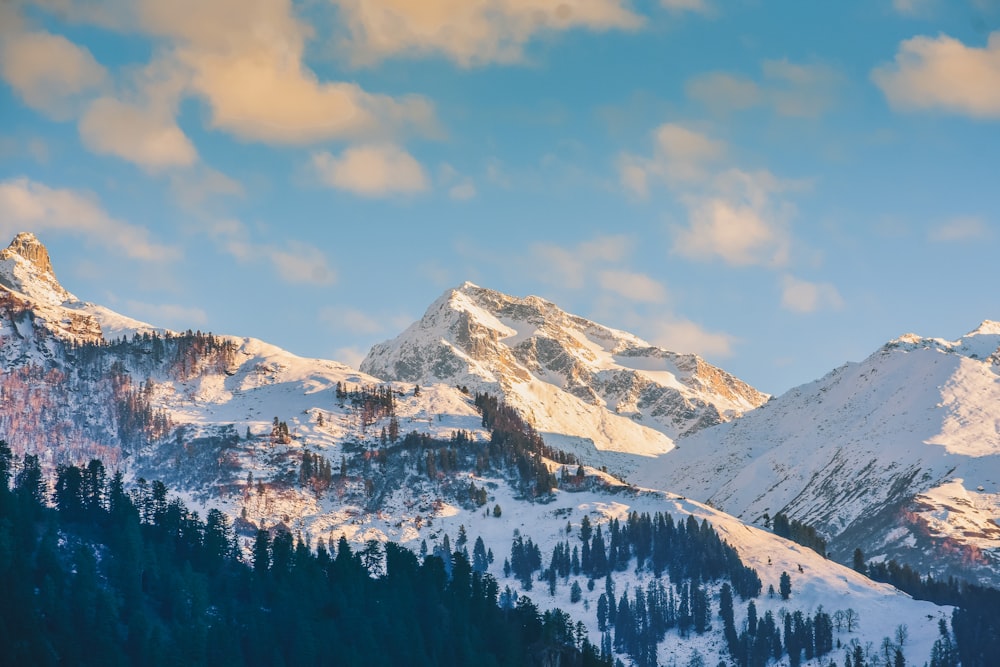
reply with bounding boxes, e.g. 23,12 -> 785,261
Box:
362,282 -> 767,474
634,323 -> 1000,585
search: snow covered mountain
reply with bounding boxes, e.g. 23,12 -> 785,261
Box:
0,231 -> 485,472
633,323 -> 1000,586
0,231 -> 157,351
0,232 -> 964,665
362,282 -> 767,474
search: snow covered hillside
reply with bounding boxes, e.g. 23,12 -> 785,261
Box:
362,282 -> 767,476
633,323 -> 1000,586
0,232 -> 967,665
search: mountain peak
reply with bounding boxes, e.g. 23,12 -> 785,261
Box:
363,283 -> 768,471
2,231 -> 55,276
970,320 -> 1000,336
0,231 -> 72,307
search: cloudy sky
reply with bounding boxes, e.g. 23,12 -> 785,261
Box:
1,0 -> 998,395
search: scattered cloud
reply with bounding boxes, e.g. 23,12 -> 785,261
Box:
617,123 -> 726,196
448,181 -> 477,200
671,168 -> 797,268
673,196 -> 790,268
928,217 -> 992,242
0,28 -> 107,120
329,0 -> 643,67
5,0 -> 438,164
268,242 -> 337,286
331,346 -> 366,370
169,166 -> 244,210
0,136 -> 51,164
124,300 -> 209,327
79,96 -> 197,169
780,275 -> 844,313
312,144 -> 429,197
206,218 -> 337,286
439,163 -> 476,200
872,32 -> 1000,118
530,235 -> 632,289
597,270 -> 668,303
686,59 -> 843,117
0,177 -> 180,261
619,124 -> 801,270
684,72 -> 759,113
649,318 -> 737,358
133,0 -> 439,145
892,0 -> 935,17
320,306 -> 384,335
319,306 -> 412,340
660,0 -> 711,13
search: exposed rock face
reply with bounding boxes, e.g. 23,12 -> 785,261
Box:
362,282 -> 768,469
0,231 -> 56,276
0,231 -> 70,304
0,232 -> 107,346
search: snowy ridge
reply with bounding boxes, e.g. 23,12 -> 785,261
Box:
362,282 -> 768,475
633,322 -> 1000,585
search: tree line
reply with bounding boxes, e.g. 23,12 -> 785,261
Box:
0,442 -> 610,667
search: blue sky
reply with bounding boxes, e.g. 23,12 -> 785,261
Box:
1,0 -> 998,396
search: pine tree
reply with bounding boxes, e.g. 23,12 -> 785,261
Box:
779,571 -> 792,600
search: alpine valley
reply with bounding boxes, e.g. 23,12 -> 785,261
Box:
1,231 -> 996,667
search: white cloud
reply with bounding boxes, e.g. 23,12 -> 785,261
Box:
928,217 -> 992,242
619,123 -> 804,272
79,96 -> 197,169
331,346 -> 366,370
660,0 -> 711,14
671,169 -> 794,268
267,242 -> 337,286
330,0 -> 643,67
439,164 -> 477,200
686,59 -> 842,117
780,275 -> 844,313
11,0 -> 438,154
872,32 -> 1000,118
124,300 -> 208,327
169,166 -> 243,209
597,270 -> 668,303
530,235 -> 632,289
0,177 -> 180,261
617,123 -> 726,196
320,306 -> 385,335
312,144 -> 429,197
0,29 -> 106,119
684,72 -> 760,113
448,181 -> 477,200
206,219 -> 336,286
649,318 -> 737,358
139,0 -> 437,144
892,0 -> 935,16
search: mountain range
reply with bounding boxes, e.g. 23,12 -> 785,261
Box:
0,231 -> 989,666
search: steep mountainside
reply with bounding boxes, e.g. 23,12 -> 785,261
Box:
362,282 -> 767,474
633,323 -> 1000,586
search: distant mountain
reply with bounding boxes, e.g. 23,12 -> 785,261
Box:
633,323 -> 1000,586
362,282 -> 767,474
